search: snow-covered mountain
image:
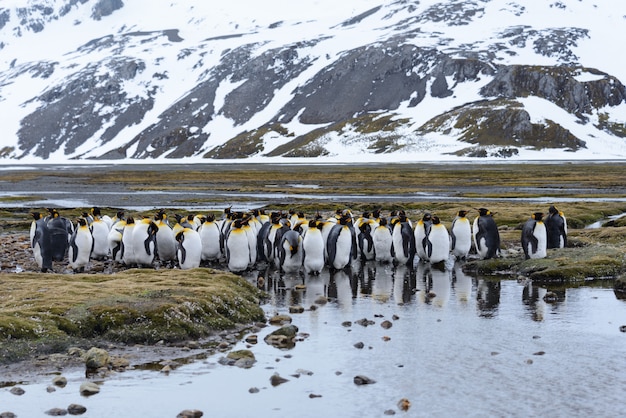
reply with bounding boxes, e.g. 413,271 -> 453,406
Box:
1,0 -> 625,163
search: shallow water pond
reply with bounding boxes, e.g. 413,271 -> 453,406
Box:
2,261 -> 626,417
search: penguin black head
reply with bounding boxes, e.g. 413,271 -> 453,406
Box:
232,219 -> 244,229
532,212 -> 544,221
422,212 -> 432,222
548,205 -> 559,215
174,214 -> 183,223
476,208 -> 491,217
76,217 -> 88,227
457,210 -> 469,217
379,218 -> 388,227
92,207 -> 102,217
432,216 -> 441,225
126,216 -> 135,225
31,212 -> 42,220
308,219 -> 318,229
116,211 -> 125,220
206,213 -> 215,222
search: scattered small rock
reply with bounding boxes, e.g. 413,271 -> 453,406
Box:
381,320 -> 393,329
245,335 -> 258,344
295,369 -> 313,376
249,387 -> 260,394
0,412 -> 17,418
308,304 -> 318,311
47,386 -> 56,393
79,382 -> 100,396
384,409 -> 396,415
341,321 -> 352,327
533,351 -> 546,356
619,325 -> 626,333
264,325 -> 299,349
176,410 -> 203,418
525,359 -> 534,365
354,342 -> 365,349
9,387 -> 24,396
490,352 -> 499,356
270,373 -> 289,387
84,347 -> 110,370
45,408 -> 67,416
160,365 -> 172,373
269,314 -> 292,325
353,375 -> 376,385
309,393 -> 322,398
355,318 -> 375,327
392,314 -> 400,320
382,336 -> 391,341
532,335 -> 541,339
314,296 -> 328,305
67,404 -> 87,415
289,305 -> 305,314
397,398 -> 411,411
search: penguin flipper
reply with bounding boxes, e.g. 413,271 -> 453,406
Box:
178,235 -> 187,265
69,237 -> 79,263
144,236 -> 153,256
450,231 -> 457,251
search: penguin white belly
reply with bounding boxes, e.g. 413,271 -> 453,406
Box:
529,222 -> 547,259
244,226 -> 258,268
226,230 -> 250,272
303,230 -> 325,274
373,227 -> 393,263
199,223 -> 221,261
133,222 -> 156,267
69,228 -> 93,271
414,224 -> 429,261
451,219 -> 472,259
331,230 -> 352,270
121,224 -> 136,266
178,229 -> 202,270
90,220 -> 110,260
280,232 -> 303,273
392,225 -> 411,265
428,225 -> 450,264
156,225 -> 177,262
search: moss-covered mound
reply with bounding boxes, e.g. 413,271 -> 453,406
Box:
0,268 -> 266,363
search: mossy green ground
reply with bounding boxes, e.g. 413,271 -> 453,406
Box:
0,269 -> 266,364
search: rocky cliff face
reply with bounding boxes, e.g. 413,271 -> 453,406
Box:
0,0 -> 624,161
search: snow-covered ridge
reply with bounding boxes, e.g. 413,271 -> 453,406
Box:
0,0 -> 625,164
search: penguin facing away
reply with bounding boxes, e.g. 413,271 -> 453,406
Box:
392,212 -> 415,266
69,217 -> 94,272
303,219 -> 325,274
521,212 -> 547,260
46,209 -> 73,262
472,208 -> 500,260
30,212 -> 53,272
278,229 -> 304,273
427,216 -> 450,264
176,227 -> 202,270
545,205 -> 567,249
450,210 -> 472,260
133,217 -> 159,267
198,213 -> 222,262
357,221 -> 376,261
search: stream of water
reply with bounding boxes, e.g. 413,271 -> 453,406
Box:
2,261 -> 625,417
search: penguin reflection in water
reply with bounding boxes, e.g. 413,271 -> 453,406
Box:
472,208 -> 500,260
521,212 -> 547,260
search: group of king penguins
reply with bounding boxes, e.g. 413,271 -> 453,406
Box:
29,204 -> 568,274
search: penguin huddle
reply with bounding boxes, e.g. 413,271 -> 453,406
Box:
29,204 -> 568,274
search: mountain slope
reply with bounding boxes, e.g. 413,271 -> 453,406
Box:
1,0 -> 625,163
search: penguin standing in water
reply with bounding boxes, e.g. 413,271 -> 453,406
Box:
68,217 -> 93,272
414,212 -> 433,262
278,229 -> 304,273
392,212 -> 415,266
326,214 -> 357,271
30,212 -> 53,272
545,205 -> 567,249
522,212 -> 547,260
225,219 -> 251,273
175,227 -> 202,270
373,217 -> 394,263
450,210 -> 472,260
198,214 -> 222,263
132,217 -> 159,267
357,221 -> 376,261
427,216 -> 450,265
472,208 -> 500,260
46,209 -> 73,262
303,219 -> 325,274
153,210 -> 177,265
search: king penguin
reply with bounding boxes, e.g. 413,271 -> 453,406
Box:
107,213 -> 126,263
225,219 -> 251,273
373,217 -> 394,263
30,212 -> 53,272
427,216 -> 450,265
46,209 -> 73,262
89,210 -> 111,260
303,219 -> 325,274
153,210 -> 177,265
414,212 -> 433,262
68,217 -> 94,272
176,227 -> 202,270
545,205 -> 567,249
132,217 -> 159,267
392,212 -> 415,266
450,210 -> 472,260
278,229 -> 304,273
357,219 -> 376,261
198,213 -> 222,263
521,212 -> 547,260
472,208 -> 500,260
326,214 -> 357,271
121,216 -> 137,267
